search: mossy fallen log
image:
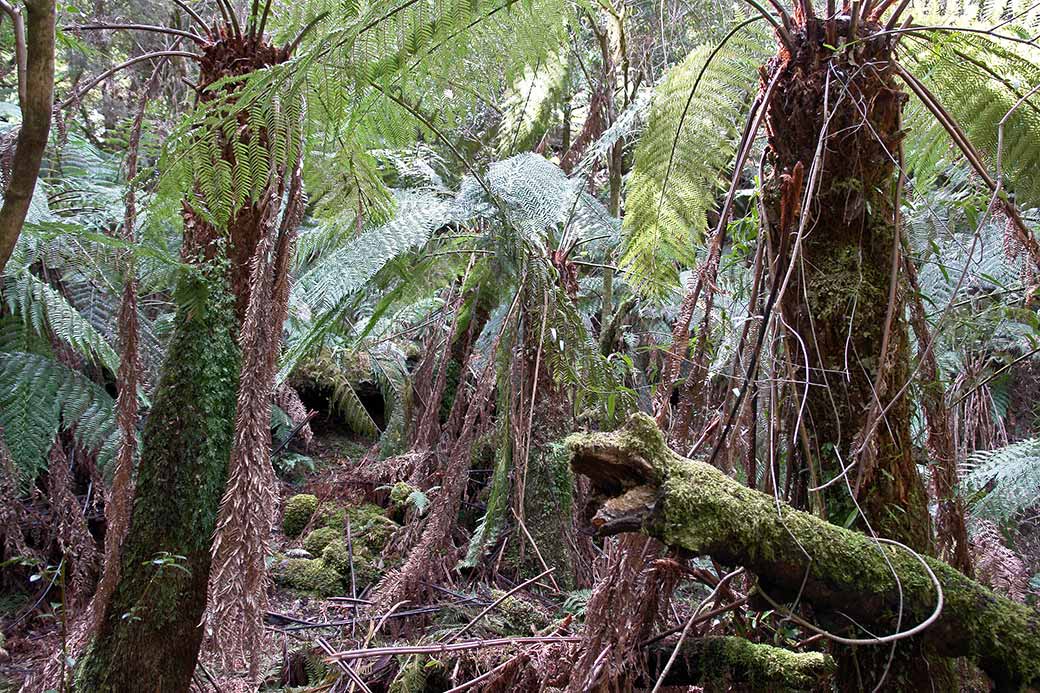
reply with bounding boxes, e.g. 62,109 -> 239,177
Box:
566,413 -> 1040,690
645,636 -> 834,691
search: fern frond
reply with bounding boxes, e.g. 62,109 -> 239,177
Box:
962,436 -> 1040,522
620,23 -> 769,298
4,272 -> 120,373
901,31 -> 1040,205
0,351 -> 117,486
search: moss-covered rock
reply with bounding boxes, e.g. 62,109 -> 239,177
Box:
321,539 -> 351,573
348,503 -> 399,552
274,558 -> 343,597
303,526 -> 340,555
283,494 -> 319,537
488,590 -> 551,634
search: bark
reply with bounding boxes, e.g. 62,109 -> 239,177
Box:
761,17 -> 930,551
76,29 -> 295,690
0,0 -> 56,275
567,413 -> 1040,691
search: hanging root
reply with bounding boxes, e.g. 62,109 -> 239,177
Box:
567,413 -> 1040,690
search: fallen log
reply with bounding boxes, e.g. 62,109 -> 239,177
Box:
645,636 -> 834,691
566,413 -> 1040,690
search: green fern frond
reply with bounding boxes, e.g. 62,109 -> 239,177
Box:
620,23 -> 769,298
497,50 -> 569,156
4,272 -> 120,374
901,30 -> 1040,205
962,436 -> 1040,522
0,351 -> 117,487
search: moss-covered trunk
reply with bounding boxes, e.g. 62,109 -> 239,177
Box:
762,17 -> 930,551
515,293 -> 579,589
76,30 -> 293,690
761,19 -> 938,687
568,414 -> 1040,691
75,266 -> 240,691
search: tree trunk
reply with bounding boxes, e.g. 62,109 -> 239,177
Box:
0,0 -> 56,275
76,30 -> 295,690
568,413 -> 1040,691
74,265 -> 241,691
762,17 -> 931,552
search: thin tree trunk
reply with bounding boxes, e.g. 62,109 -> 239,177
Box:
0,0 -> 56,275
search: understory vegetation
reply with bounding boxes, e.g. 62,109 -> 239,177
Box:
0,0 -> 1039,691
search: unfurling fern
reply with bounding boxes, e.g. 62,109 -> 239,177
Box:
620,22 -> 770,298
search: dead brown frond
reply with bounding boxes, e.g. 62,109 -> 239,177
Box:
564,535 -> 679,693
206,147 -> 305,679
273,382 -> 314,449
970,520 -> 1030,602
46,442 -> 99,609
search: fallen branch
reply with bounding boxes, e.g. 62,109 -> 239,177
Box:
566,413 -> 1040,690
645,636 -> 834,690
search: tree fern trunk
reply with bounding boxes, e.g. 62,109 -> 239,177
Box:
761,18 -> 942,688
76,29 -> 295,689
75,264 -> 240,691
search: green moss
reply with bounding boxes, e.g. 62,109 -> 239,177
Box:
321,539 -> 351,573
274,558 -> 344,597
75,259 -> 242,691
347,503 -> 399,553
693,636 -> 834,689
389,481 -> 418,507
283,494 -> 319,537
488,590 -> 551,634
303,526 -> 340,555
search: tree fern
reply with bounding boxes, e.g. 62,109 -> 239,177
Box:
620,21 -> 770,297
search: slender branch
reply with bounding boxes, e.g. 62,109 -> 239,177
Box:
0,1 -> 26,103
65,23 -> 205,44
57,51 -> 200,111
0,0 -> 54,276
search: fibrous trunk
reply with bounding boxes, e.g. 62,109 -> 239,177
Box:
761,18 -> 936,686
763,17 -> 930,553
76,30 -> 294,690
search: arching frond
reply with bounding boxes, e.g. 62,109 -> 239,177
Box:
962,436 -> 1040,522
901,31 -> 1040,205
620,22 -> 769,298
0,351 -> 117,486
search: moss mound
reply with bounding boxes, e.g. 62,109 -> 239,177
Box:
303,526 -> 340,555
283,494 -> 319,537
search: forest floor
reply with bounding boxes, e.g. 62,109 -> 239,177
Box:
0,423 -> 594,692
